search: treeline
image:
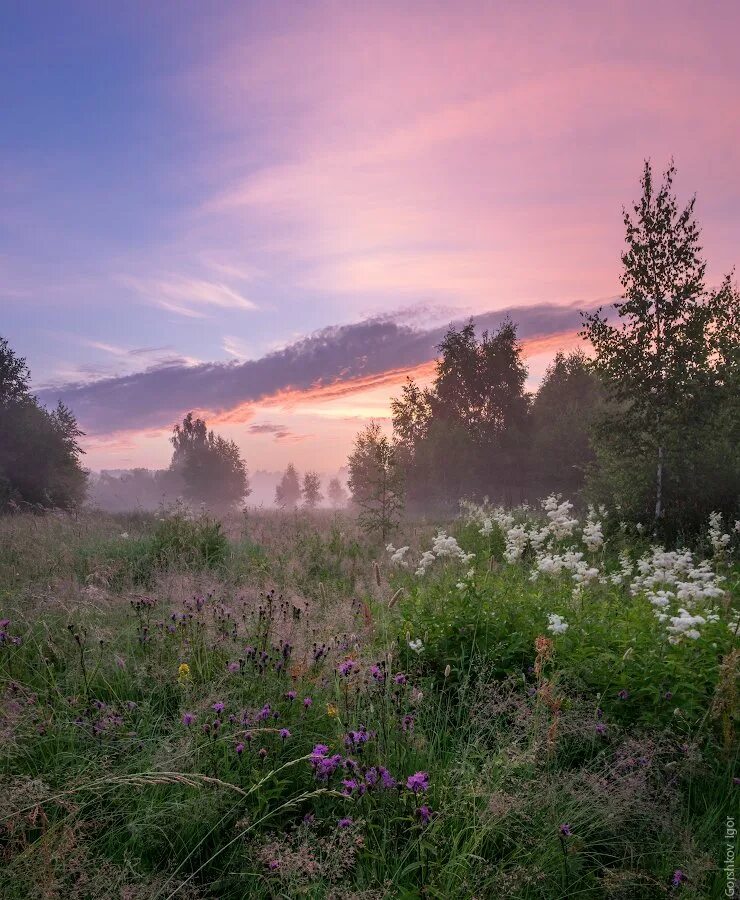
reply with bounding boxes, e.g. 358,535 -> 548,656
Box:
349,161 -> 739,540
0,337 -> 86,509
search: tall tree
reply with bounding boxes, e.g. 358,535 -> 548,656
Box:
582,160 -> 738,533
302,471 -> 323,508
170,412 -> 249,508
347,422 -> 404,540
275,463 -> 301,509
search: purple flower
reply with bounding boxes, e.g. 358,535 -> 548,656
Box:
313,753 -> 342,780
671,869 -> 685,887
337,659 -> 356,677
595,723 -> 607,736
285,690 -> 297,701
393,673 -> 408,685
559,823 -> 572,836
268,859 -> 280,872
212,701 -> 225,714
182,712 -> 195,726
379,767 -> 397,790
279,728 -> 291,741
235,742 -> 245,755
416,805 -> 432,824
370,664 -> 385,683
406,771 -> 430,794
617,689 -> 629,700
303,696 -> 313,709
258,747 -> 268,760
402,714 -> 415,733
227,661 -> 240,673
341,778 -> 359,795
311,744 -> 330,759
337,817 -> 353,829
257,704 -> 271,721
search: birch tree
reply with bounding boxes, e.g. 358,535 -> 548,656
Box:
581,160 -> 714,528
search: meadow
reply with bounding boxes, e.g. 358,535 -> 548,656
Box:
0,501 -> 737,899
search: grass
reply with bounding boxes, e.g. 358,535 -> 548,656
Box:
0,504 -> 737,898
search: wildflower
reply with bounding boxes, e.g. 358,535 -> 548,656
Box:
406,771 -> 430,793
303,696 -> 313,709
595,723 -> 607,736
285,690 -> 296,701
617,689 -> 629,700
559,823 -> 572,836
408,639 -> 424,653
671,869 -> 686,887
177,663 -> 191,683
416,805 -> 432,824
212,701 -> 225,714
182,712 -> 195,726
258,747 -> 268,760
338,817 -> 353,829
279,728 -> 291,741
311,744 -> 330,759
402,714 -> 415,733
267,859 -> 280,872
370,664 -> 385,683
235,742 -> 245,755
341,778 -> 359,795
327,703 -> 338,717
227,661 -> 240,673
393,673 -> 408,685
337,659 -> 357,677
546,613 -> 569,635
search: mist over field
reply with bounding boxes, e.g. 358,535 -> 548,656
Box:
1,3 -> 739,898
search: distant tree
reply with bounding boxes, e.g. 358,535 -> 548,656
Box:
327,477 -> 348,509
582,160 -> 739,536
170,412 -> 249,509
302,471 -> 323,508
390,319 -> 530,508
0,336 -> 87,509
275,463 -> 301,509
529,350 -> 602,495
347,421 -> 404,540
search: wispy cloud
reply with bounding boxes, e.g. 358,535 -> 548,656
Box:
122,275 -> 259,318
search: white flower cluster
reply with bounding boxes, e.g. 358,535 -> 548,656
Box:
392,531 -> 476,577
708,511 -> 731,557
665,608 -> 720,644
386,543 -> 410,567
547,613 -> 569,635
531,548 -> 599,587
630,547 -> 725,644
542,495 -> 579,539
504,525 -> 529,563
582,506 -> 605,551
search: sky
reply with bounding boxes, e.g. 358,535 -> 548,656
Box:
2,1 -> 739,473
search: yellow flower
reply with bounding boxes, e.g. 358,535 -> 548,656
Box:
177,663 -> 191,683
326,703 -> 338,717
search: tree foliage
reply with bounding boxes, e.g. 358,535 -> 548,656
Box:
347,422 -> 404,540
327,477 -> 348,508
275,463 -> 301,509
170,412 -> 250,509
302,471 -> 323,508
0,336 -> 87,509
582,160 -> 739,537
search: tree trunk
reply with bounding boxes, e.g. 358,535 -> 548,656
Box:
654,444 -> 663,524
